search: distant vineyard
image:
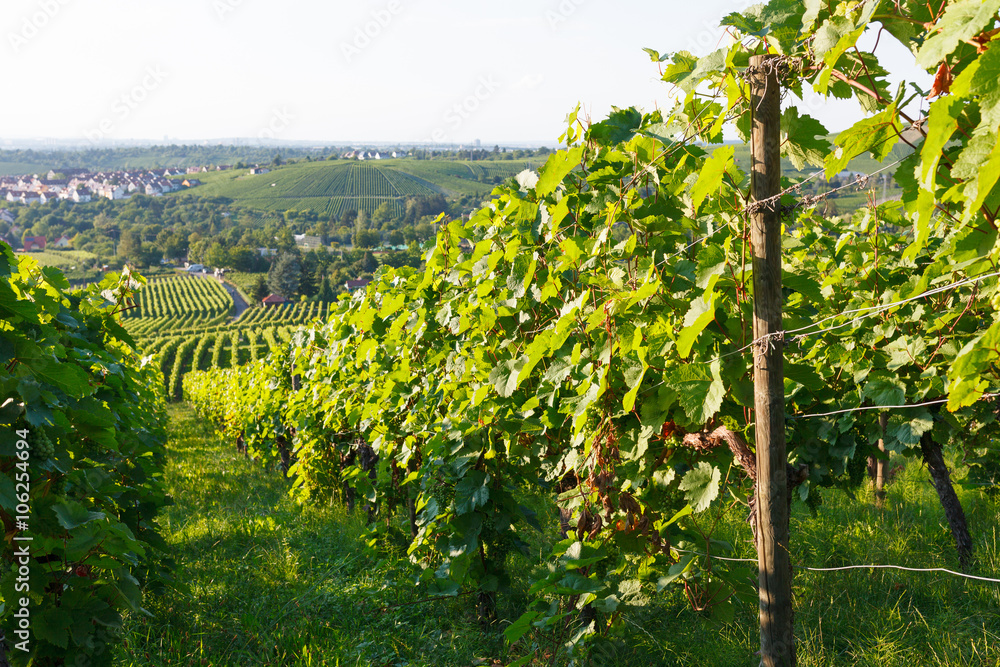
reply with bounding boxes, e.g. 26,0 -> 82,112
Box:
126,273 -> 332,399
182,158 -> 543,216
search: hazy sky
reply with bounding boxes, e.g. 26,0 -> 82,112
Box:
0,0 -> 930,145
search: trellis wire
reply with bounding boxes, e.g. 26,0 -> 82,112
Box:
673,548 -> 1000,584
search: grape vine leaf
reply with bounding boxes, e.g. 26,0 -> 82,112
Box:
669,358 -> 725,426
691,146 -> 733,214
677,294 -> 717,359
915,0 -> 1000,69
679,461 -> 721,512
781,108 -> 830,170
862,375 -> 906,407
52,500 -> 106,530
536,145 -> 585,197
454,470 -> 490,514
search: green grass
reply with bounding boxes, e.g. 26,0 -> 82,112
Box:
116,408 -> 1000,666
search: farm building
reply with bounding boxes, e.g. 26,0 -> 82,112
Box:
262,294 -> 287,306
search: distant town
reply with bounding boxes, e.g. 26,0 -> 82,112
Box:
0,167 -> 212,206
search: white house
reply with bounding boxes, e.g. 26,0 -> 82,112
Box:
53,236 -> 72,249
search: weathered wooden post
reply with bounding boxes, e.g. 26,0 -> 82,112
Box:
749,53 -> 796,667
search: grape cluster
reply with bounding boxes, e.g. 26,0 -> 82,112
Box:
483,515 -> 512,563
845,449 -> 868,489
430,482 -> 454,510
27,429 -> 55,460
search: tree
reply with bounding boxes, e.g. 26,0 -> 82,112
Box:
119,229 -> 142,262
359,250 -> 378,273
316,275 -> 335,302
352,229 -> 380,249
267,252 -> 300,299
227,246 -> 257,272
251,275 -> 269,302
275,227 -> 296,253
371,202 -> 393,227
205,242 -> 228,268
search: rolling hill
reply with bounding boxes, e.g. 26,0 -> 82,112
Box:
179,158 -> 541,218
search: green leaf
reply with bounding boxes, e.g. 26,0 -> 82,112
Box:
535,145 -> 584,197
825,106 -> 900,179
676,294 -> 717,359
453,470 -> 490,515
915,0 -> 1000,69
589,107 -> 643,146
781,108 -> 830,170
885,336 -> 927,371
35,608 -> 73,649
862,375 -> 906,407
695,244 -> 727,291
920,96 -> 962,189
670,358 -> 725,426
802,0 -> 823,31
691,146 -> 734,214
51,499 -> 106,530
679,462 -> 721,512
504,611 -> 541,643
951,39 -> 1000,133
885,411 -> 934,450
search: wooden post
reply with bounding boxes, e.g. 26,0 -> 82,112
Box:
749,54 -> 796,667
875,412 -> 888,509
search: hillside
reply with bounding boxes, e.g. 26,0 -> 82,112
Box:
176,158 -> 541,217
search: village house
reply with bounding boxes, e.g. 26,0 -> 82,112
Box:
262,294 -> 286,306
22,236 -> 45,251
344,278 -> 371,292
52,235 -> 72,249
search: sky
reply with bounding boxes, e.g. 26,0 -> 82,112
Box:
0,0 -> 931,146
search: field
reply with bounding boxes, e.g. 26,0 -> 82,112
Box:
0,161 -> 51,176
13,248 -> 98,270
177,158 -> 542,216
123,273 -> 332,400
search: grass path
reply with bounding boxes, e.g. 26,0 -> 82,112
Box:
113,404 -> 482,666
113,403 -> 1000,666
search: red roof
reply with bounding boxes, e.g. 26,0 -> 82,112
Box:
262,294 -> 286,305
345,279 -> 371,291
23,236 -> 46,251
